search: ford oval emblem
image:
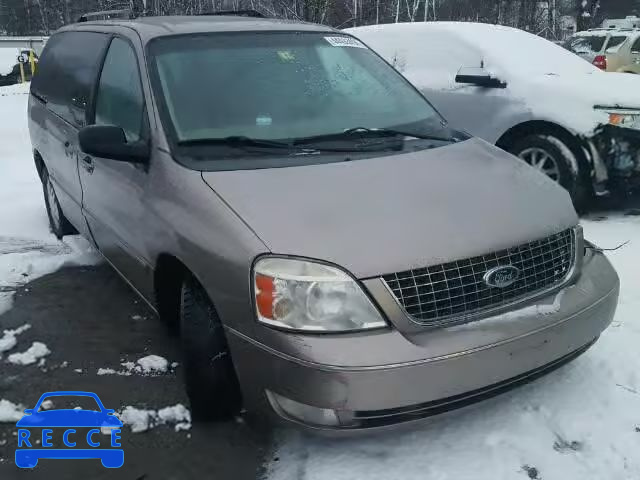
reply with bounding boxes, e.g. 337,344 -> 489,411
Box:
483,265 -> 520,288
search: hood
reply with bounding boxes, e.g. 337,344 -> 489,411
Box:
16,410 -> 123,428
202,138 -> 578,279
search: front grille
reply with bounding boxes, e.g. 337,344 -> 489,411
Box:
383,228 -> 576,326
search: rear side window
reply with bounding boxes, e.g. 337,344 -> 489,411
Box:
605,36 -> 628,53
94,38 -> 146,142
567,35 -> 606,55
31,31 -> 110,128
631,37 -> 640,53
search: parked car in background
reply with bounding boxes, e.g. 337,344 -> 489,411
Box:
30,15 -> 619,432
601,16 -> 640,30
566,28 -> 640,72
348,22 -> 640,208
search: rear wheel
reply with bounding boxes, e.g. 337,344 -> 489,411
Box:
180,274 -> 242,421
507,134 -> 591,211
41,168 -> 76,239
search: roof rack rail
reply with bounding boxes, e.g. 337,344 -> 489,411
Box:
197,10 -> 266,18
77,9 -> 134,22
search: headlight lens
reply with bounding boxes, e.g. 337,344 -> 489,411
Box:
598,109 -> 640,130
253,257 -> 386,332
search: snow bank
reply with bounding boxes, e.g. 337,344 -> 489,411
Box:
0,87 -> 100,317
118,404 -> 191,433
7,341 -> 50,365
0,48 -> 18,76
0,399 -> 24,422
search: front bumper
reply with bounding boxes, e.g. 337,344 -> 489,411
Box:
228,250 -> 619,432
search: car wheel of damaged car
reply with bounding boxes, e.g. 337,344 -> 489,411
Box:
509,134 -> 589,209
179,273 -> 242,421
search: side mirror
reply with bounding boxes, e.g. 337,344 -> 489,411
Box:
455,67 -> 507,88
79,125 -> 149,163
24,409 -> 34,414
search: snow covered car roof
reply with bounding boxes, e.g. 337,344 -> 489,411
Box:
350,22 -> 598,78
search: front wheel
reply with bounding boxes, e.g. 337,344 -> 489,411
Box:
507,134 -> 591,211
180,274 -> 242,421
41,168 -> 76,239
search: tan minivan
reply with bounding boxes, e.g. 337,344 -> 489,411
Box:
29,14 -> 620,432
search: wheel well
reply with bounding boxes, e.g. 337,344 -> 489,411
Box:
154,253 -> 189,334
33,150 -> 45,181
496,120 -> 591,179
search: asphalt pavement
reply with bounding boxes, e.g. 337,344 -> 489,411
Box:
0,265 -> 271,480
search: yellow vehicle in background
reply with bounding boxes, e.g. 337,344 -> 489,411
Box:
566,28 -> 640,74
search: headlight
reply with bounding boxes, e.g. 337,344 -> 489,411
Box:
597,108 -> 640,130
252,257 -> 386,332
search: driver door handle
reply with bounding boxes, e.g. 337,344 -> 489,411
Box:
81,156 -> 94,174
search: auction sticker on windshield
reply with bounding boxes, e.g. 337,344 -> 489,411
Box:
324,36 -> 366,48
14,391 -> 124,469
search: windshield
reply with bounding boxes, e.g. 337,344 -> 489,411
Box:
149,32 -> 448,155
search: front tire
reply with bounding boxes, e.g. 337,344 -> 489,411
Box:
41,168 -> 76,239
180,274 -> 242,421
507,134 -> 591,211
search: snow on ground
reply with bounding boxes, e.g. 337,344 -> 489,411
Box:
267,215 -> 640,480
7,341 -> 50,365
0,323 -> 30,354
0,399 -> 24,422
96,354 -> 174,376
0,84 -> 100,317
118,404 -> 191,433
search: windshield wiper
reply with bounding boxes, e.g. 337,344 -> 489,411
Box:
293,127 -> 458,146
178,136 -> 294,150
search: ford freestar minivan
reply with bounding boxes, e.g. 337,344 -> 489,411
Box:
29,15 -> 619,432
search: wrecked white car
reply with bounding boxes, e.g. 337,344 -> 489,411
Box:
348,22 -> 640,209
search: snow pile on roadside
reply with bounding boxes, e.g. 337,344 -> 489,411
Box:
118,404 -> 191,433
0,399 -> 25,422
267,215 -> 640,480
97,354 -> 174,376
0,323 -> 31,353
7,341 -> 50,365
0,86 -> 100,318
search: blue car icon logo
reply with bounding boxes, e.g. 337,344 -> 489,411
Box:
15,391 -> 123,468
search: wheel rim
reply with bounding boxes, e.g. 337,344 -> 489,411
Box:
46,177 -> 62,230
518,147 -> 561,182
